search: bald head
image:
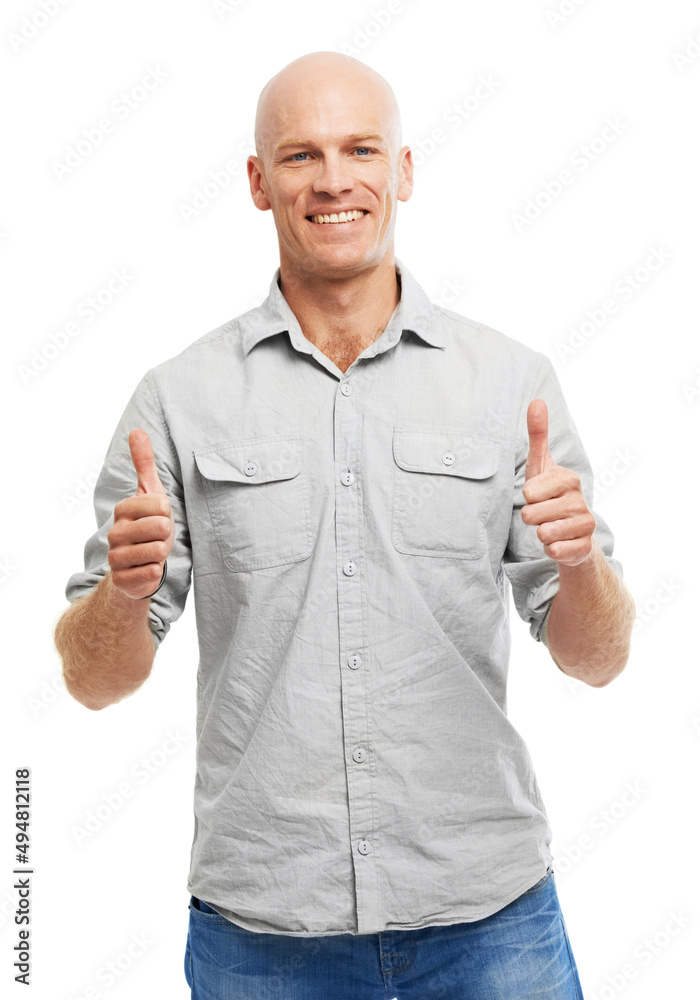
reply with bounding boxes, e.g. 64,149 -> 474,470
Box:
254,51 -> 402,168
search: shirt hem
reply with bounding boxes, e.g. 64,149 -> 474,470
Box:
187,858 -> 554,936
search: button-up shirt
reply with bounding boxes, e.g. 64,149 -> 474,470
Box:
65,258 -> 624,936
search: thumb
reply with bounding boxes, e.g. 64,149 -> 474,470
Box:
128,429 -> 165,495
524,399 -> 552,482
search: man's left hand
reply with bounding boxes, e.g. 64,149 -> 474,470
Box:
521,399 -> 596,568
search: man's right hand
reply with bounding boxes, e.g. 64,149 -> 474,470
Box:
107,429 -> 176,600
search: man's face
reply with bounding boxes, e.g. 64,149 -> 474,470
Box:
248,76 -> 413,280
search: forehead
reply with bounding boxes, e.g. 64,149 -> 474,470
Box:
263,79 -> 396,146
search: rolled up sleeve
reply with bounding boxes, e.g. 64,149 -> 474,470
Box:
503,352 -> 624,647
64,371 -> 192,652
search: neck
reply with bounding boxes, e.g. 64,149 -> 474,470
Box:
278,257 -> 400,357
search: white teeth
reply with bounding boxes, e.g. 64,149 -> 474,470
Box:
309,210 -> 366,224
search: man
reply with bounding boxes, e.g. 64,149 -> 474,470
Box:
55,51 -> 635,999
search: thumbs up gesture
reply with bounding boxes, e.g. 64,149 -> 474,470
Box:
107,429 -> 176,599
521,400 -> 596,567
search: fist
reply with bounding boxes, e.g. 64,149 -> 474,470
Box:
521,399 -> 596,567
107,429 -> 176,599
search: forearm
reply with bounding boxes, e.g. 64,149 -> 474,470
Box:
544,538 -> 636,687
54,571 -> 156,711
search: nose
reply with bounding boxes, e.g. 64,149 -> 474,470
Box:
312,153 -> 353,198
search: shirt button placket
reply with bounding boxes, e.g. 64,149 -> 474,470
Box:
334,374 -> 378,934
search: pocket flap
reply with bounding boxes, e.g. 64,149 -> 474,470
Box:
194,436 -> 302,485
393,428 -> 500,479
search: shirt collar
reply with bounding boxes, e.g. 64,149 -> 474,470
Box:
241,257 -> 446,356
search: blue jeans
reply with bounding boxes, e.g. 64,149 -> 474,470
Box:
184,866 -> 584,999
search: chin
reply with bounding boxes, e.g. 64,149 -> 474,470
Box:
302,246 -> 369,269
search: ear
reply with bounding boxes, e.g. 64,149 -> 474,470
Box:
247,155 -> 272,212
397,145 -> 414,203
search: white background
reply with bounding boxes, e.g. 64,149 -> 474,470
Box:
2,1 -> 699,998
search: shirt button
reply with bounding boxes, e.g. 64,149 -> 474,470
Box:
340,382 -> 352,396
352,747 -> 368,763
341,470 -> 355,486
244,462 -> 258,476
343,561 -> 357,576
348,653 -> 363,670
358,840 -> 372,855
442,451 -> 455,466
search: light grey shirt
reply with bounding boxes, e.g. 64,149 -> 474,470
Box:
65,258 -> 623,936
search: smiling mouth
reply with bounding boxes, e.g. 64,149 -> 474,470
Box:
306,210 -> 368,225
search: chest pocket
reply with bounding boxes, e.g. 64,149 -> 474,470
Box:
193,436 -> 313,573
392,428 -> 501,560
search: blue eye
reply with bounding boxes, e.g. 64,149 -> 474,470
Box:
291,152 -> 308,161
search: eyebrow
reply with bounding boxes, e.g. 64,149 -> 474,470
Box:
273,132 -> 387,154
